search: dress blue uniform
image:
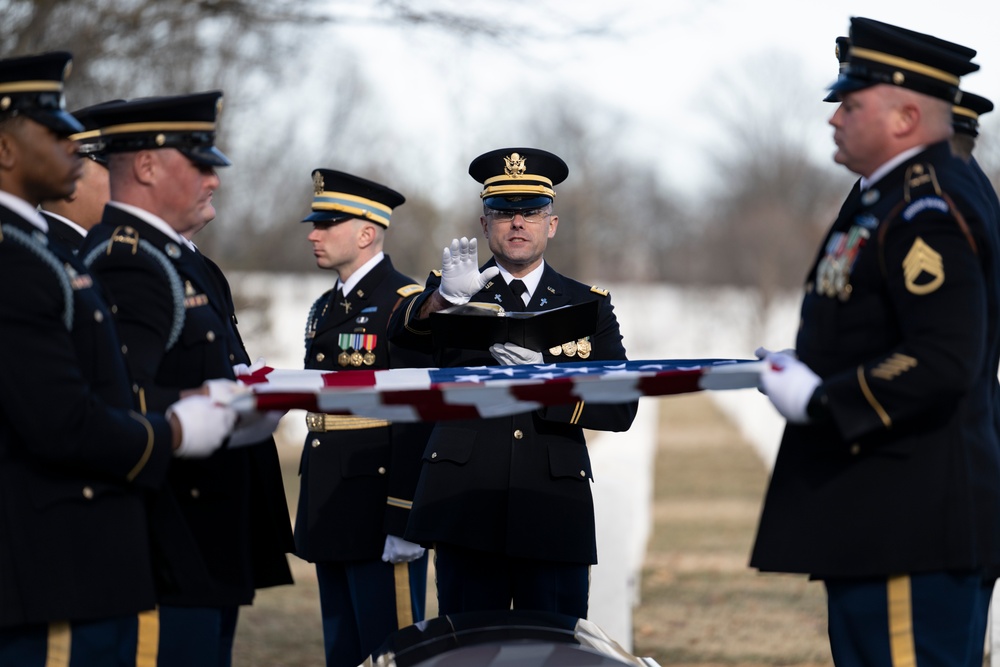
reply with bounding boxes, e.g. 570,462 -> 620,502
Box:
77,93 -> 291,667
388,147 -> 637,619
751,19 -> 1000,667
0,52 -> 174,667
295,169 -> 432,667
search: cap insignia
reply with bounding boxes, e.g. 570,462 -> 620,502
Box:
313,171 -> 325,195
892,71 -> 905,86
504,152 -> 527,179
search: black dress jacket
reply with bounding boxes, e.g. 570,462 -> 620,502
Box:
388,260 -> 637,564
0,205 -> 173,627
81,205 -> 271,607
751,141 -> 1000,578
295,256 -> 433,562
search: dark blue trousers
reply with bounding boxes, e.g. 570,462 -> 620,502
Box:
0,610 -> 158,667
434,542 -> 590,619
825,571 -> 994,667
156,605 -> 238,667
316,555 -> 428,667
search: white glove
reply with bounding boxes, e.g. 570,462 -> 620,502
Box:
438,237 -> 500,305
204,378 -> 243,403
167,395 -> 239,458
232,357 -> 267,379
227,410 -> 285,448
381,535 -> 426,564
759,352 -> 822,424
489,342 -> 544,365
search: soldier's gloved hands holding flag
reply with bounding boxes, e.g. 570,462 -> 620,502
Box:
490,342 -> 543,365
381,535 -> 426,564
758,351 -> 821,424
438,237 -> 500,305
202,378 -> 286,449
167,395 -> 238,458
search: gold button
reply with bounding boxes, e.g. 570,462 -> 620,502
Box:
579,470 -> 586,478
850,443 -> 861,456
229,353 -> 235,361
316,352 -> 326,362
190,488 -> 200,499
121,344 -> 128,354
94,310 -> 104,322
311,438 -> 321,448
378,466 -> 386,475
431,452 -> 438,459
206,331 -> 216,342
82,486 -> 94,499
111,304 -> 118,314
513,429 -> 524,440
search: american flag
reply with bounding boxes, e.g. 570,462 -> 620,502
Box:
232,358 -> 763,423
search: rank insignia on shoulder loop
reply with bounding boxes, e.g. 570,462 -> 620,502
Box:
590,286 -> 609,296
904,163 -> 941,202
902,237 -> 944,295
165,243 -> 182,259
108,226 -> 139,255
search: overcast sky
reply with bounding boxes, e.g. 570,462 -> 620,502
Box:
313,0 -> 1000,199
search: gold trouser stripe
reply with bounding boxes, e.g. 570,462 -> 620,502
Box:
569,400 -> 585,425
888,575 -> 917,667
305,412 -> 390,431
858,366 -> 892,428
136,608 -> 159,667
394,562 -> 413,628
45,621 -> 71,667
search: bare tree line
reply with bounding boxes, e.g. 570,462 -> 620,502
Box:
5,1 -> 998,297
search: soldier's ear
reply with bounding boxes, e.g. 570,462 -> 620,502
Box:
0,123 -> 20,170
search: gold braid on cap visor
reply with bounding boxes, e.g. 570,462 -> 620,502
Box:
849,47 -> 961,85
312,191 -> 393,227
0,81 -> 62,93
480,173 -> 556,199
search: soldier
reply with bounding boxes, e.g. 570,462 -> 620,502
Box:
39,101 -> 117,251
387,147 -> 638,619
78,93 -> 286,667
0,52 -> 235,667
752,18 -> 1000,666
296,169 -> 431,667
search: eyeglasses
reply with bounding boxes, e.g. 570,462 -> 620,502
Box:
487,207 -> 551,224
